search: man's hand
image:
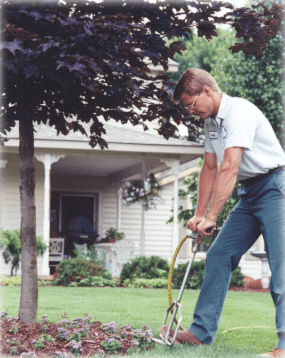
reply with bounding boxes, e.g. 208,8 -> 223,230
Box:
187,216 -> 207,245
197,218 -> 216,236
187,215 -> 204,232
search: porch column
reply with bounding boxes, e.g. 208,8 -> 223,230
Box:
162,159 -> 180,257
117,183 -> 122,232
35,153 -> 65,276
0,160 -> 8,227
140,205 -> 145,256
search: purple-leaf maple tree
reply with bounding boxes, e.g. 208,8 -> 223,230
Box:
0,0 -> 283,323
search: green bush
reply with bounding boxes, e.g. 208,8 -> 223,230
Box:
123,277 -> 170,288
172,260 -> 206,290
76,276 -> 116,287
0,275 -> 22,286
120,256 -> 170,282
172,260 -> 244,289
0,276 -> 53,286
73,243 -> 107,267
101,337 -> 121,354
54,258 -> 113,286
229,266 -> 245,288
0,227 -> 48,276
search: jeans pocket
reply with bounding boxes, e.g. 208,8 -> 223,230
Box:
274,171 -> 285,197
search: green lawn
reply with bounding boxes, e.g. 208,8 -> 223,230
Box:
0,286 -> 276,357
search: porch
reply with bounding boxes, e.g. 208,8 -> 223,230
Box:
1,121 -> 204,276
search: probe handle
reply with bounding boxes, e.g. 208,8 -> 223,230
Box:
205,227 -> 214,233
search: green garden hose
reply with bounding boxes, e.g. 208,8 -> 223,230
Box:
167,234 -> 189,330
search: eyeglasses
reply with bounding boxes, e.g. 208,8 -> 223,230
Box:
185,91 -> 200,110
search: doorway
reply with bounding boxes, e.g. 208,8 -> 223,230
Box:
58,193 -> 99,257
60,194 -> 97,237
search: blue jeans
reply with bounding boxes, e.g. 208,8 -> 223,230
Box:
189,170 -> 285,350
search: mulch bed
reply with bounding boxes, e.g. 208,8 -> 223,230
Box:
229,277 -> 270,293
0,317 -> 144,357
229,286 -> 270,293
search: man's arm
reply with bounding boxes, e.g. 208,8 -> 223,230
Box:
187,152 -> 218,232
197,146 -> 244,235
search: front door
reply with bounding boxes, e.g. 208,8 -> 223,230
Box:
60,194 -> 97,237
50,193 -> 98,257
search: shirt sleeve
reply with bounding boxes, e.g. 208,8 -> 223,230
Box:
224,99 -> 257,151
204,119 -> 215,153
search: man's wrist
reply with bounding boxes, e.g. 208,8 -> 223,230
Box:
207,213 -> 217,222
195,210 -> 206,218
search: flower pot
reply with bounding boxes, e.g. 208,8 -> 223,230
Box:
107,238 -> 116,243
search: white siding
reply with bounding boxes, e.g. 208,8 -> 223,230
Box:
2,156 -> 21,230
120,181 -> 175,261
101,186 -> 118,238
1,154 -> 45,275
239,256 -> 263,280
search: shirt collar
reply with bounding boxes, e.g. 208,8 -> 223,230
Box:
208,93 -> 229,128
216,92 -> 230,120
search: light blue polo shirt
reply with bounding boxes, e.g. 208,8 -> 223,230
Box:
204,93 -> 285,181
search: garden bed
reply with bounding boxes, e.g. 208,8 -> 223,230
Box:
229,278 -> 270,293
0,312 -> 154,357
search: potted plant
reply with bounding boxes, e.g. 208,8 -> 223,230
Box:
122,173 -> 163,211
105,228 -> 125,243
0,227 -> 48,276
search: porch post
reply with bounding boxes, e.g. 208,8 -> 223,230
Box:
117,183 -> 122,232
172,160 -> 180,257
0,160 -> 8,227
140,205 -> 145,256
161,159 -> 180,257
35,153 -> 65,276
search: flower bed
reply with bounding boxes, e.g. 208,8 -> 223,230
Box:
0,311 -> 155,357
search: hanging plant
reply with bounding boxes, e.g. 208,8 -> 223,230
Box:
122,173 -> 163,211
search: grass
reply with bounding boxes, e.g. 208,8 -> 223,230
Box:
0,286 -> 276,357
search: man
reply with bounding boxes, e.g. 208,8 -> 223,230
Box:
159,68 -> 285,357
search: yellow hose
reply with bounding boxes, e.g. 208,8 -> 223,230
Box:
167,235 -> 189,330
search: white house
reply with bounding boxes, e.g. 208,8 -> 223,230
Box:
0,119 -> 205,275
0,121 -> 264,280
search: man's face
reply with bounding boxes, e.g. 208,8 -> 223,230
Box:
180,87 -> 216,120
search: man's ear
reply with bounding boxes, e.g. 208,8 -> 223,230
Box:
203,86 -> 212,97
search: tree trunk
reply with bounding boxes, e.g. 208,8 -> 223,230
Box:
18,115 -> 38,323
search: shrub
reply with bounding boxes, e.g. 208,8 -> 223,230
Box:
70,340 -> 84,356
0,276 -> 53,286
54,258 -> 113,286
123,278 -> 170,289
172,260 -> 244,289
39,334 -> 55,343
101,338 -> 121,354
10,346 -> 19,355
0,227 -> 48,276
75,276 -> 116,287
131,326 -> 154,351
73,243 -> 106,267
229,266 -> 245,288
120,256 -> 169,282
0,276 -> 22,286
172,260 -> 206,290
